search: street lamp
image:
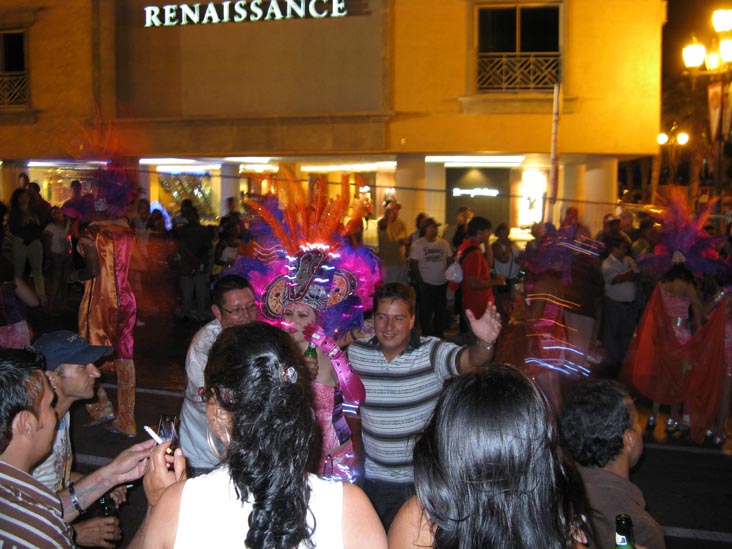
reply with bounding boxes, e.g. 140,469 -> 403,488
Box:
658,130 -> 690,185
682,9 -> 732,209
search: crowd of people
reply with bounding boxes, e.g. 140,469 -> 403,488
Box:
2,173 -> 731,548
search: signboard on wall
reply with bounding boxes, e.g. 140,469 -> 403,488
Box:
143,0 -> 370,27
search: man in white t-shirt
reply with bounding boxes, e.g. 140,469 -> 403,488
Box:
409,218 -> 453,338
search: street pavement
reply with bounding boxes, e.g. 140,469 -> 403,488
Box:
27,296 -> 732,549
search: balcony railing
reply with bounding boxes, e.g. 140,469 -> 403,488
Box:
0,72 -> 28,106
477,52 -> 560,92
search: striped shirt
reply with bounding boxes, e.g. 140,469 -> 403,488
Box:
0,460 -> 75,548
347,335 -> 464,482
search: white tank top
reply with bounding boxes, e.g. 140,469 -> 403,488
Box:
174,468 -> 344,548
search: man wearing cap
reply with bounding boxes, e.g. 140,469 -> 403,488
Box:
32,330 -> 154,548
409,217 -> 453,338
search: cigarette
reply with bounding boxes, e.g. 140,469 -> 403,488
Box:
143,425 -> 163,444
125,484 -> 135,489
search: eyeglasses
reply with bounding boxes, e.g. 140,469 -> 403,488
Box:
219,303 -> 258,317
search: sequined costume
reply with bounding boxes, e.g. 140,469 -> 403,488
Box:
79,219 -> 137,436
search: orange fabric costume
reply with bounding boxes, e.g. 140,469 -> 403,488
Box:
80,219 -> 137,436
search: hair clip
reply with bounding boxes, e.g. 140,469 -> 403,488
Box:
281,366 -> 298,384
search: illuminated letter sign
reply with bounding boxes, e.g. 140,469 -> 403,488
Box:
144,0 -> 350,27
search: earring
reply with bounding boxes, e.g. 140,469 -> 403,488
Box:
206,416 -> 231,461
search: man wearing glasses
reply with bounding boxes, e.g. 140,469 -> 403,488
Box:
178,274 -> 258,476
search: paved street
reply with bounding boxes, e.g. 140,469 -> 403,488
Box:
28,298 -> 732,548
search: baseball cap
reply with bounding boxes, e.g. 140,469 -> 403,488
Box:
33,331 -> 113,371
420,217 -> 441,230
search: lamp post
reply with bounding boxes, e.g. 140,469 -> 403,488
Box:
682,9 -> 732,211
657,130 -> 689,185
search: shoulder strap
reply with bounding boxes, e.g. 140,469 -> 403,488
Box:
458,246 -> 480,265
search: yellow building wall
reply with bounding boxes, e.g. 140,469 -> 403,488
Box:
388,0 -> 665,157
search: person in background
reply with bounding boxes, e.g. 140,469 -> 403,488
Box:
560,379 -> 666,549
0,348 -> 75,548
377,201 -> 410,284
409,217 -> 452,338
8,188 -> 46,306
0,255 -> 39,348
175,207 -> 213,323
32,331 -> 154,549
601,237 -> 640,376
27,182 -> 52,229
43,207 -> 73,316
457,216 -> 505,341
441,206 -> 473,251
390,364 -> 590,548
131,323 -> 387,549
178,274 -> 258,476
492,222 -> 522,322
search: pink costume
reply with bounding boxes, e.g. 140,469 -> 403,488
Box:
79,219 -> 137,436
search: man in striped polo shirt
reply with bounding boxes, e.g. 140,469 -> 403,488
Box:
347,282 -> 501,529
0,348 -> 75,548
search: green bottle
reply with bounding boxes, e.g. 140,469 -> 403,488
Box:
615,514 -> 636,548
304,342 -> 318,359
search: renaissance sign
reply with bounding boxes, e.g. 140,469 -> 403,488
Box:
144,0 -> 348,27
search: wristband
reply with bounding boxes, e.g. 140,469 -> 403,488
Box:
479,340 -> 496,353
68,482 -> 85,514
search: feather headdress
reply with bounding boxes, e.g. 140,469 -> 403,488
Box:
228,168 -> 381,337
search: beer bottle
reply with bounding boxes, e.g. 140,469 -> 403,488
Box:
304,342 -> 318,360
615,513 -> 636,548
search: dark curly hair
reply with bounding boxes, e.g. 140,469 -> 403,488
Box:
204,322 -> 316,549
559,379 -> 631,468
413,364 -> 589,548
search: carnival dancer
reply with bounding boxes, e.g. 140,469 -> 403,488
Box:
621,193 -> 726,443
69,167 -> 139,437
229,171 -> 381,482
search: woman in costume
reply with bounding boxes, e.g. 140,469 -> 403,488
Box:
621,194 -> 726,443
389,364 -> 590,548
231,171 -> 380,482
134,322 -> 387,548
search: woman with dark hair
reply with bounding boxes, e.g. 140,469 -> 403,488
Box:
135,322 -> 385,548
389,364 -> 589,548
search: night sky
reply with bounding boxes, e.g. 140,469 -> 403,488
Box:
663,0 -> 732,79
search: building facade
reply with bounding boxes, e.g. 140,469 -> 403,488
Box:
0,0 -> 666,234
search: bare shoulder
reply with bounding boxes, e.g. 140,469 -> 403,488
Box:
342,483 -> 387,549
388,496 -> 434,549
144,480 -> 186,549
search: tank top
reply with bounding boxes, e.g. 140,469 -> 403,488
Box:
175,468 -> 344,548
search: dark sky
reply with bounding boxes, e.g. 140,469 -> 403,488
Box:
663,0 -> 732,79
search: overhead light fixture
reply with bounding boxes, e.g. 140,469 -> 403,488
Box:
224,156 -> 273,163
156,164 -> 221,174
140,158 -> 198,165
300,161 -> 396,173
426,155 -> 525,166
240,164 -> 279,173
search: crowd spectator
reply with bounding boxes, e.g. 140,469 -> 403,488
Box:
0,255 -> 39,348
32,331 -> 154,548
178,274 -> 258,476
441,206 -> 472,251
346,282 -> 501,529
43,206 -> 73,316
175,208 -> 212,323
492,222 -> 522,321
0,348 -> 76,548
601,237 -> 640,375
457,216 -> 504,341
409,217 -> 452,338
8,188 -> 46,306
377,200 -> 409,284
133,323 -> 387,548
561,379 -> 666,549
390,364 -> 591,548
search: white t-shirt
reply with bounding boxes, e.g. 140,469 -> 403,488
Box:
175,468 -> 344,548
409,237 -> 453,285
32,412 -> 72,492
